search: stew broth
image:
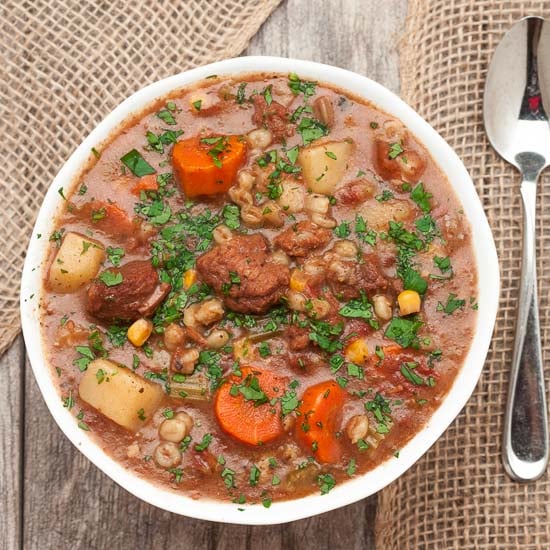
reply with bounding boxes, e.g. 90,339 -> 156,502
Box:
40,73 -> 477,506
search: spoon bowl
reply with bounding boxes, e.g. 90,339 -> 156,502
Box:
484,16 -> 550,168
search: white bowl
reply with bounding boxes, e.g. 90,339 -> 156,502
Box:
20,56 -> 500,525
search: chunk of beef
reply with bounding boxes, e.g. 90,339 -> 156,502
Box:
196,234 -> 289,314
335,177 -> 376,206
374,120 -> 426,183
252,95 -> 295,142
286,325 -> 310,351
274,221 -> 332,257
326,255 -> 388,301
86,260 -> 170,321
312,96 -> 334,128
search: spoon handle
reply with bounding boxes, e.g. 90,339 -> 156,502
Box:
503,168 -> 549,481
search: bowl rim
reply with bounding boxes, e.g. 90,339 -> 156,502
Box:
20,55 -> 500,525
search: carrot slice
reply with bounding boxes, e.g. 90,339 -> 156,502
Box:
295,380 -> 347,464
131,174 -> 158,196
172,135 -> 246,198
214,366 -> 285,446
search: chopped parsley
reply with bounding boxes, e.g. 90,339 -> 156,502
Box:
308,319 -> 344,353
317,473 -> 336,495
347,363 -> 364,379
286,145 -> 300,164
49,229 -> 65,247
91,207 -> 106,222
120,149 -> 156,177
263,85 -> 273,105
280,390 -> 300,415
338,291 -> 379,329
388,221 -> 424,251
249,465 -> 260,486
267,179 -> 283,200
434,256 -> 452,273
384,317 -> 423,348
230,375 -> 268,406
415,214 -> 438,242
73,345 -> 95,372
198,350 -> 224,390
400,362 -> 425,385
200,136 -> 229,168
106,325 -> 128,347
221,467 -> 236,489
258,342 -> 271,358
157,108 -> 177,125
99,271 -> 123,287
410,182 -> 432,213
78,419 -> 90,431
288,73 -> 317,98
334,221 -> 351,238
169,468 -> 184,483
106,246 -> 125,267
297,117 -> 328,146
355,215 -> 377,246
236,82 -> 247,104
194,433 -> 213,452
329,354 -> 345,373
146,129 -> 184,154
388,142 -> 404,159
376,189 -> 394,202
62,391 -> 75,409
222,204 -> 241,230
365,393 -> 392,432
437,293 -> 465,315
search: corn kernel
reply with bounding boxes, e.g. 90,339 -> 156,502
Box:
127,318 -> 153,347
345,339 -> 369,365
290,269 -> 307,292
183,269 -> 197,290
398,290 -> 422,316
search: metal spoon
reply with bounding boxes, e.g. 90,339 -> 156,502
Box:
484,16 -> 549,482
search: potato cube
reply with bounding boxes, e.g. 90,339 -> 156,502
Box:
79,359 -> 164,432
299,140 -> 354,195
359,199 -> 413,230
49,232 -> 105,293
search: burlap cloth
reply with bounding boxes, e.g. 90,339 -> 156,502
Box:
0,0 -> 281,356
375,1 -> 550,548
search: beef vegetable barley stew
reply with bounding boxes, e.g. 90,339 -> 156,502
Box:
41,73 -> 477,506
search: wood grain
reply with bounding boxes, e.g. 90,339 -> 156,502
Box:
0,336 -> 24,550
2,0 -> 407,548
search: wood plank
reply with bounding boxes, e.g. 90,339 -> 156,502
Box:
19,0 -> 407,548
0,335 -> 24,550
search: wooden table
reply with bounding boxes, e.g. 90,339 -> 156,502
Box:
1,1 -> 407,547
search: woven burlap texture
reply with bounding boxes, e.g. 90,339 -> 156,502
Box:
375,1 -> 550,548
0,0 -> 281,356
